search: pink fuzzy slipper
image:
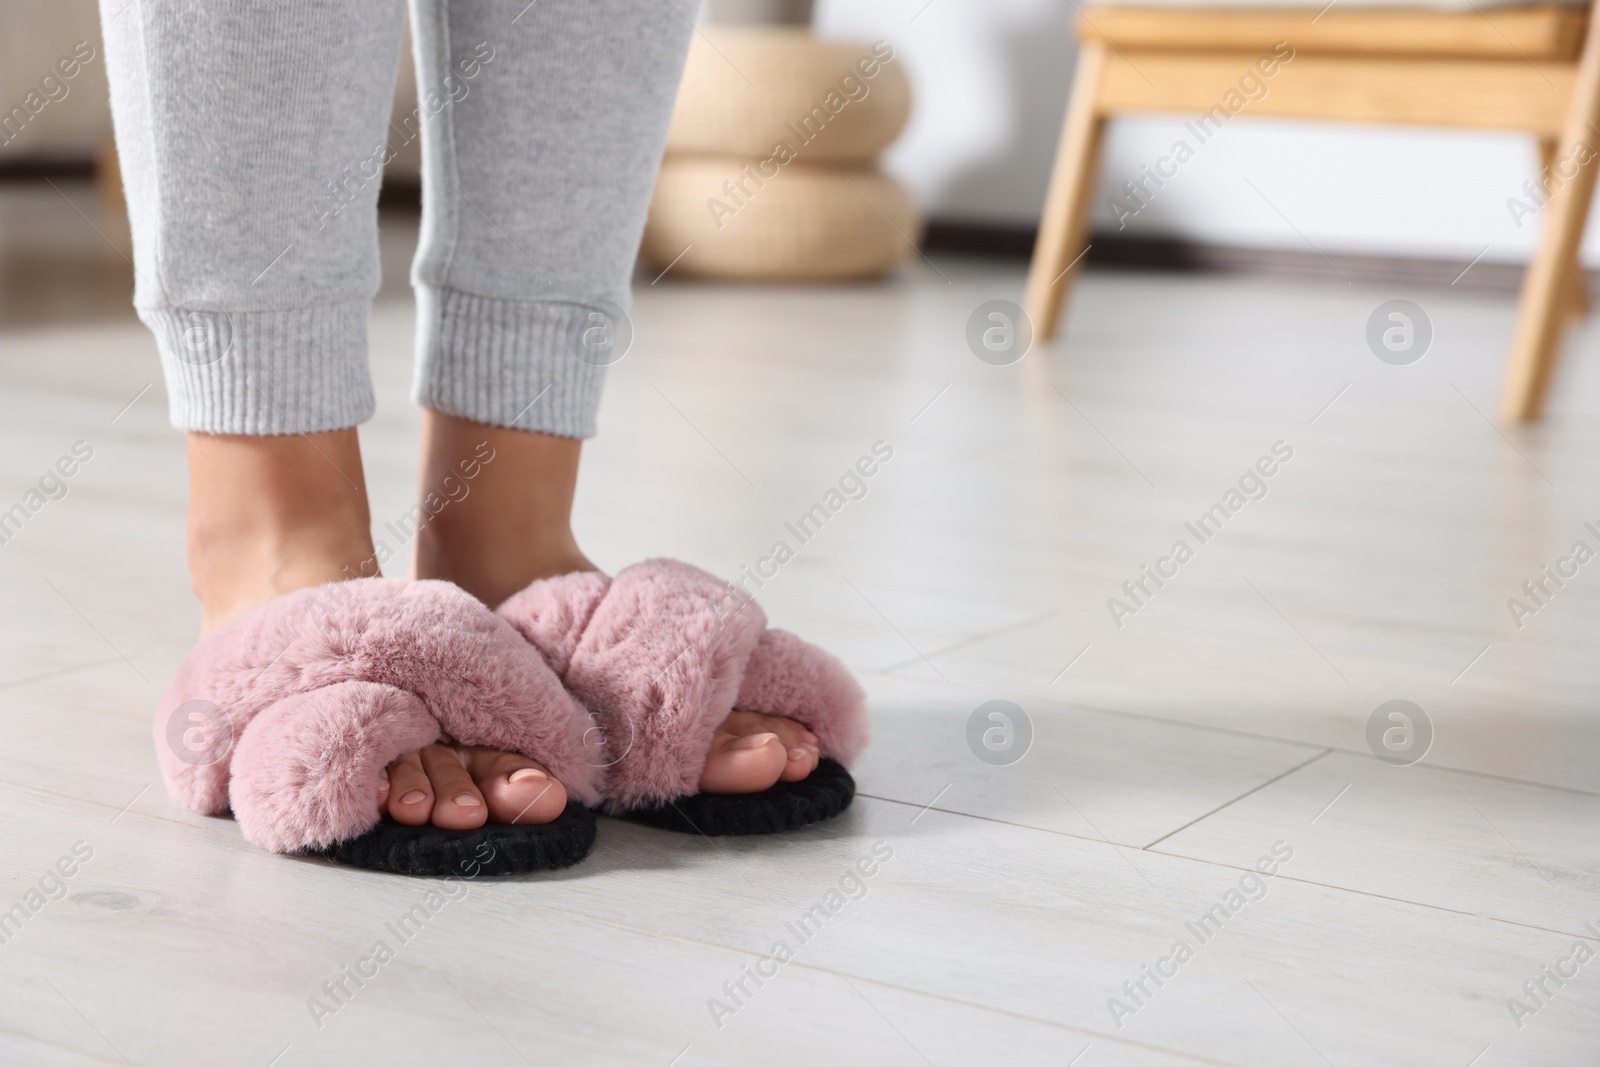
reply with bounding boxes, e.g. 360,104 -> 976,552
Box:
155,578 -> 604,875
497,559 -> 868,835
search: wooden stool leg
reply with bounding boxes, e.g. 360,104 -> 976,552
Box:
1501,14 -> 1600,422
95,139 -> 125,216
1538,137 -> 1588,317
1024,44 -> 1107,343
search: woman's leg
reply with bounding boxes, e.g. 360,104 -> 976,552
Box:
406,0 -> 821,793
100,0 -> 403,621
102,0 -> 563,828
102,0 -> 402,435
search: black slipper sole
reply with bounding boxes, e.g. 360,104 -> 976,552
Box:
311,802 -> 597,876
623,758 -> 855,835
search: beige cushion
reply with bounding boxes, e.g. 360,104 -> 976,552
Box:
665,29 -> 910,164
641,160 -> 919,280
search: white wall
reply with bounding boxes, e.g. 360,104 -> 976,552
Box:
814,0 -> 1600,268
815,0 -> 1076,227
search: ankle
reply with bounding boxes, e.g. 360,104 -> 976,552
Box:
414,516 -> 595,607
189,512 -> 373,627
185,430 -> 375,633
410,409 -> 595,606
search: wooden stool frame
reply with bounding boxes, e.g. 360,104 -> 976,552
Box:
1023,4 -> 1600,421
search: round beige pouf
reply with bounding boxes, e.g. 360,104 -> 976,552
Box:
641,157 -> 920,282
665,29 -> 911,164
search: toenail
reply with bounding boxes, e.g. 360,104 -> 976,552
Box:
453,792 -> 483,808
508,767 -> 548,783
788,747 -> 808,761
729,732 -> 778,751
399,789 -> 427,804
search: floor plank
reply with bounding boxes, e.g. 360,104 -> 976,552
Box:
1154,749 -> 1600,937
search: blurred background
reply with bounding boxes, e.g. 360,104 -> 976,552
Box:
4,0 -> 1580,330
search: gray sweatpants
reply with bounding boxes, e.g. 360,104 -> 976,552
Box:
99,0 -> 693,437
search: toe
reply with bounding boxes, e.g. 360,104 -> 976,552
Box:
777,738 -> 819,783
764,713 -> 820,783
719,710 -> 819,784
419,744 -> 489,831
461,746 -> 567,825
699,730 -> 787,794
385,750 -> 434,826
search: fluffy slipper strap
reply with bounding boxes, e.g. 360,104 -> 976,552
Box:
155,578 -> 600,853
500,559 -> 765,810
736,628 -> 868,767
499,559 -> 867,812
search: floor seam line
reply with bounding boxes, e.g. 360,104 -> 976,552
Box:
483,886 -> 1246,1067
1141,748 -> 1335,849
861,681 -> 1600,798
1051,698 -> 1600,798
877,607 -> 1063,674
1136,857 -> 1600,939
855,793 -> 1595,938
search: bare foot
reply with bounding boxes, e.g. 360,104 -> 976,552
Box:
696,710 -> 820,794
412,409 -> 822,796
187,429 -> 565,829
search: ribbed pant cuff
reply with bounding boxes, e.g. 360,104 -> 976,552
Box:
141,299 -> 375,435
413,287 -> 614,439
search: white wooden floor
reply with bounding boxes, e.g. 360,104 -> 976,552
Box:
1,204 -> 1599,1064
